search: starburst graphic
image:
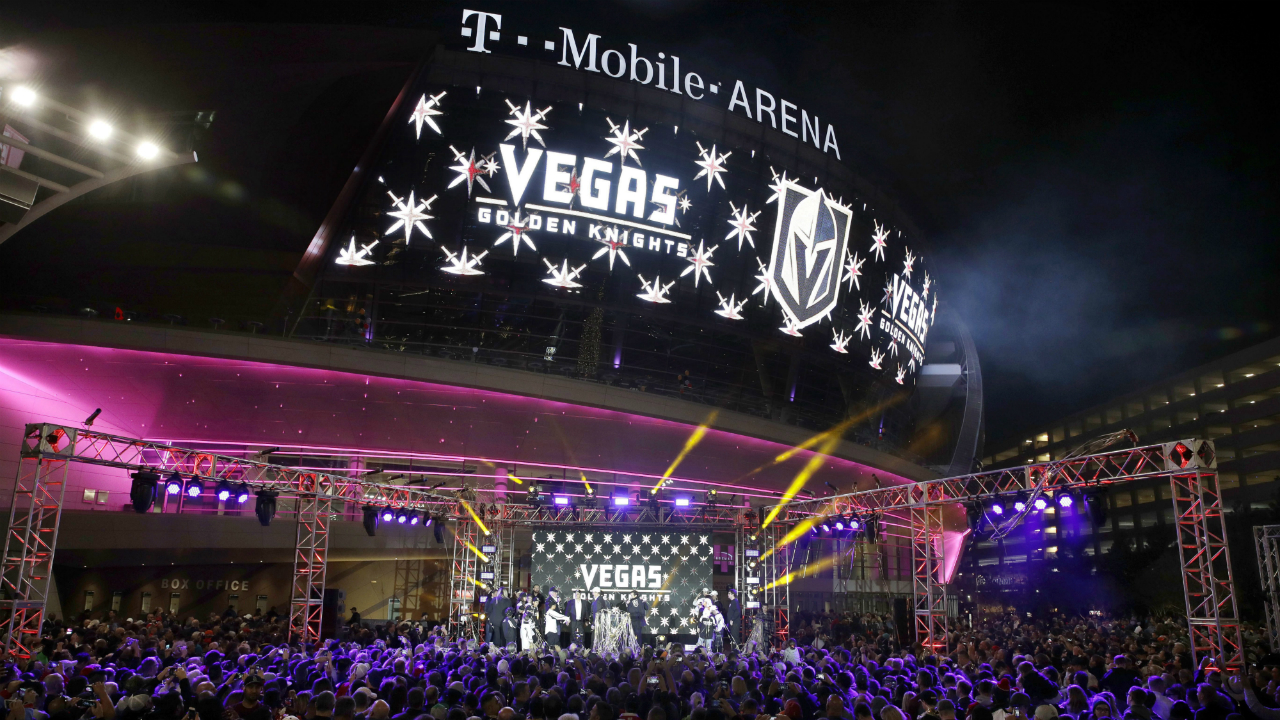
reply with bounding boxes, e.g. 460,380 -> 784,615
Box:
447,146 -> 497,196
542,257 -> 586,289
881,278 -> 895,307
831,328 -> 851,354
336,236 -> 378,266
870,221 -> 889,262
678,193 -> 691,213
493,210 -> 537,256
591,226 -> 631,269
780,316 -> 803,337
855,301 -> 874,340
869,347 -> 884,370
636,274 -> 674,304
693,141 -> 730,191
604,118 -> 648,166
843,251 -> 865,291
932,294 -> 938,319
680,240 -> 717,286
385,190 -> 436,244
888,338 -> 899,357
504,99 -> 552,149
895,364 -> 907,385
561,168 -> 582,207
908,357 -> 917,372
408,91 -> 446,138
441,245 -> 487,276
714,292 -> 746,320
903,247 -> 915,280
752,256 -> 774,306
725,202 -> 760,250
923,272 -> 932,299
766,167 -> 790,205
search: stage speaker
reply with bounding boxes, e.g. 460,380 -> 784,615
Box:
321,588 -> 346,639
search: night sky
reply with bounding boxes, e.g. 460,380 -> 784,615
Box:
2,1 -> 1275,450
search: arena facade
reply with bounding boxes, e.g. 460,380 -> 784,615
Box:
0,8 -> 982,636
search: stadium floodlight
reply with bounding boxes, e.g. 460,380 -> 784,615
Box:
129,471 -> 159,513
10,86 -> 36,107
136,141 -> 160,160
88,120 -> 113,140
255,489 -> 278,527
363,505 -> 379,537
234,483 -> 251,504
165,472 -> 183,496
1033,496 -> 1049,511
186,477 -> 204,498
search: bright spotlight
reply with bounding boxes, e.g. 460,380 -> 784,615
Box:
613,495 -> 630,507
834,521 -> 845,531
408,512 -> 421,526
674,497 -> 691,508
396,510 -> 409,524
88,120 -> 113,140
10,87 -> 36,107
989,501 -> 1005,516
234,483 -> 250,504
1033,496 -> 1049,511
381,508 -> 395,523
553,495 -> 570,506
186,478 -> 204,498
216,481 -> 233,502
1057,493 -> 1074,508
165,472 -> 183,496
136,141 -> 160,160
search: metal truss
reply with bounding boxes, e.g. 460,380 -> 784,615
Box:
1172,471 -> 1243,669
482,502 -> 746,527
1,426 -> 74,658
1255,525 -> 1280,652
447,519 -> 481,641
290,492 -> 330,645
911,504 -> 947,653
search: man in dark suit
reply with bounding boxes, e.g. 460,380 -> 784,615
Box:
724,588 -> 742,647
491,586 -> 512,646
567,589 -> 589,646
484,586 -> 504,645
626,590 -> 649,646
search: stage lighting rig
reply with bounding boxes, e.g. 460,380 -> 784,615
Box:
234,483 -> 250,504
706,488 -> 718,506
380,507 -> 395,523
164,472 -> 183,496
216,480 -> 233,502
362,505 -> 379,537
255,489 -> 278,527
527,484 -> 543,507
408,511 -> 421,526
396,509 -> 410,525
185,477 -> 204,498
988,500 -> 1005,516
1013,492 -> 1029,513
129,470 -> 159,513
583,484 -> 597,508
1032,496 -> 1049,512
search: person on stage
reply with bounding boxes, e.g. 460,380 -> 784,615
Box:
567,589 -> 589,646
517,591 -> 539,651
542,587 -> 570,649
485,586 -> 510,646
724,588 -> 741,647
502,606 -> 519,648
694,597 -> 724,651
625,590 -> 649,645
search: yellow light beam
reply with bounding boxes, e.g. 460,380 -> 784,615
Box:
506,472 -> 524,485
653,410 -> 719,493
732,398 -> 902,485
760,433 -> 842,529
459,499 -> 491,535
763,552 -> 839,590
462,538 -> 490,563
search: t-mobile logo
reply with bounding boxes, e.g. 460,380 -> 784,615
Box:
460,9 -> 502,53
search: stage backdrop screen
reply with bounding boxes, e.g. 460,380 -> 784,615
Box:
530,528 -> 714,633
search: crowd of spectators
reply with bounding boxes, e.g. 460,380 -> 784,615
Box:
3,607 -> 1278,720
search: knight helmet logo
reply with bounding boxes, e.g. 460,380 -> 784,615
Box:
767,180 -> 853,328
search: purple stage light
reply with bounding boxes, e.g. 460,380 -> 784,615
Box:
1058,494 -> 1074,508
990,501 -> 1005,515
187,484 -> 201,498
381,509 -> 395,522
1033,497 -> 1049,511
553,495 -> 570,506
674,497 -> 691,507
613,496 -> 630,507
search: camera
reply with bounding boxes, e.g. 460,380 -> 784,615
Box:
647,676 -> 660,686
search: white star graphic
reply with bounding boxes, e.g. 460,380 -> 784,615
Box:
535,543 -> 546,553
574,544 -> 584,554
881,278 -> 895,307
693,141 -> 730,191
493,210 -> 538,256
504,99 -> 552,149
408,91 -> 446,138
604,118 -> 648,166
441,245 -> 488,276
895,364 -> 907,385
555,543 -> 565,553
542,257 -> 585,289
855,301 -> 874,340
843,250 -> 865,292
888,338 -> 899,357
678,193 -> 692,213
660,536 -> 670,544
622,534 -> 633,543
546,533 -> 556,542
637,274 -> 674,304
593,544 -> 603,554
591,226 -> 632,269
932,294 -> 938,319
869,347 -> 884,370
680,240 -> 717,286
714,292 -> 746,320
680,535 -> 690,544
725,202 -> 760,250
909,357 -> 917,372
923,272 -> 932,299
699,535 -> 708,544
336,236 -> 377,266
752,256 -> 774,306
385,190 -> 436,244
903,247 -> 915,280
766,167 -> 790,205
780,316 -> 803,337
831,328 -> 851,354
447,146 -> 497,196
870,221 -> 889,262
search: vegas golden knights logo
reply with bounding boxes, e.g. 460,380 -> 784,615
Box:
767,181 -> 853,328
